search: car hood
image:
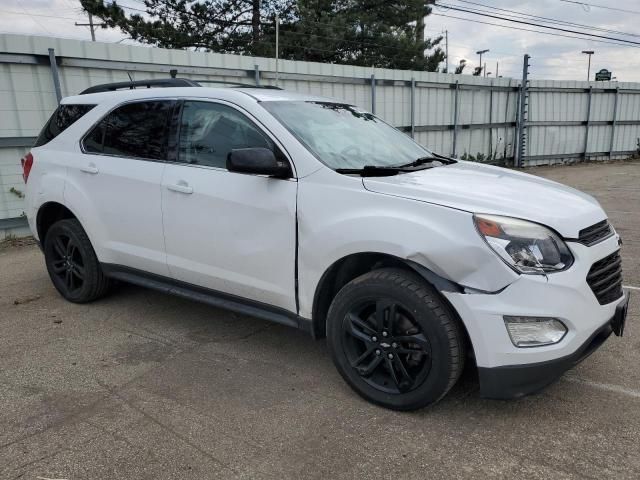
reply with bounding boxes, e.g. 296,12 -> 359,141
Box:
362,161 -> 606,238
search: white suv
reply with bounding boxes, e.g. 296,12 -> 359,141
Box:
23,81 -> 629,410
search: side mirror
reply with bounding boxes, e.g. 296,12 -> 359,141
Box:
227,148 -> 291,178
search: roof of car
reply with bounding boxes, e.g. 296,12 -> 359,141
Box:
62,86 -> 339,105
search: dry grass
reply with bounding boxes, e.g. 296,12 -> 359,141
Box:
0,235 -> 36,251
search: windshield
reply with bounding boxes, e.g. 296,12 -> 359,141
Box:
261,101 -> 433,170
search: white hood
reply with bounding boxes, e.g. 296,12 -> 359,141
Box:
363,161 -> 606,238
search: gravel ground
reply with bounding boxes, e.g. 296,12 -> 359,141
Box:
1,160 -> 639,479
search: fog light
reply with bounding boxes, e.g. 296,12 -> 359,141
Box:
504,316 -> 567,347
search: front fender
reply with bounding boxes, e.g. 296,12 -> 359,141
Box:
297,168 -> 517,318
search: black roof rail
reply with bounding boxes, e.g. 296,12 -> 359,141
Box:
79,77 -> 284,95
236,85 -> 283,90
191,79 -> 282,89
79,78 -> 201,95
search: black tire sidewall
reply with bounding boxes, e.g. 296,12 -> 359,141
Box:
43,219 -> 102,303
327,269 -> 460,410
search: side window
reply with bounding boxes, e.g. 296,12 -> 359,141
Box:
178,101 -> 275,168
83,101 -> 173,160
83,120 -> 105,154
34,104 -> 96,147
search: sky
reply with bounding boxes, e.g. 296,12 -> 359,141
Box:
0,0 -> 638,82
429,0 -> 639,81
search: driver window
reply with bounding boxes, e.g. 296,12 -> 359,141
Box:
178,101 -> 274,168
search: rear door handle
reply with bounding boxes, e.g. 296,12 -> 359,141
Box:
166,182 -> 193,194
80,164 -> 99,174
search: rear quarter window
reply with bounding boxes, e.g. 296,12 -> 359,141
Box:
34,104 -> 96,147
82,100 -> 174,161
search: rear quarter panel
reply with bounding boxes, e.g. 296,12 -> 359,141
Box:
25,146 -> 68,240
25,100 -> 112,241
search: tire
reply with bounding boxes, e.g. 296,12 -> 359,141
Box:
43,218 -> 110,303
326,268 -> 465,411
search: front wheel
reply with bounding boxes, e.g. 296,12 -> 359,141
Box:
43,218 -> 110,303
327,268 -> 465,411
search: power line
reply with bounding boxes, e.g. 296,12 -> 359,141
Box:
432,12 -> 640,48
435,2 -> 640,45
0,8 -> 84,21
112,3 -> 147,13
447,0 -> 640,38
15,0 -> 53,35
445,40 -> 525,58
559,0 -> 640,15
62,0 -> 80,10
75,12 -> 106,41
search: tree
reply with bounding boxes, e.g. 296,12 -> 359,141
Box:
80,0 -> 445,71
280,0 -> 444,70
79,0 -> 296,53
472,66 -> 483,76
454,59 -> 466,74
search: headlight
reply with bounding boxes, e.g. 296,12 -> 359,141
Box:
473,214 -> 574,274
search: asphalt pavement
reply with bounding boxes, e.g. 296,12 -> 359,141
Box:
1,160 -> 639,479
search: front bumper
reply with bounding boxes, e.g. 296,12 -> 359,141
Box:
442,234 -> 628,397
478,298 -> 627,399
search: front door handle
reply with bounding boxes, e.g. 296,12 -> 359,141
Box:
166,182 -> 193,194
80,164 -> 99,174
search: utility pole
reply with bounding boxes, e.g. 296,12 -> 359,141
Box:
496,61 -> 499,78
582,50 -> 594,81
75,12 -> 105,41
275,15 -> 280,87
445,30 -> 449,73
516,54 -> 531,167
484,61 -> 487,78
88,13 -> 96,42
476,49 -> 489,76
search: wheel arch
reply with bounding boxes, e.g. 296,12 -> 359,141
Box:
36,201 -> 80,245
310,252 -> 467,341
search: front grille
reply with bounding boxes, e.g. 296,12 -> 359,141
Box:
586,251 -> 624,305
578,220 -> 613,246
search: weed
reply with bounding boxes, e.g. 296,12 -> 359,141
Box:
9,187 -> 25,199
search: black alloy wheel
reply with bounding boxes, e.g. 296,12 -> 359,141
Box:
327,268 -> 465,410
48,232 -> 85,295
43,219 -> 110,303
342,299 -> 432,394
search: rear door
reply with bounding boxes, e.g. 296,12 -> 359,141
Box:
161,99 -> 298,312
66,99 -> 174,276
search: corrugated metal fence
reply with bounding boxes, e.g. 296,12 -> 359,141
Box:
2,34 -> 640,228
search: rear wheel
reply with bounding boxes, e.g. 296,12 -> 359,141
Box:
327,268 -> 465,410
43,219 -> 110,303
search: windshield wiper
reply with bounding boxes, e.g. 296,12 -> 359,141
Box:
336,153 -> 456,177
393,156 -> 436,168
430,152 -> 456,163
335,165 -> 407,177
391,154 -> 454,169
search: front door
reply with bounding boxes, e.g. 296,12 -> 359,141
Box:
161,100 -> 298,312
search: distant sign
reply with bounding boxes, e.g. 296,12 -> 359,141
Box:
595,69 -> 612,81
